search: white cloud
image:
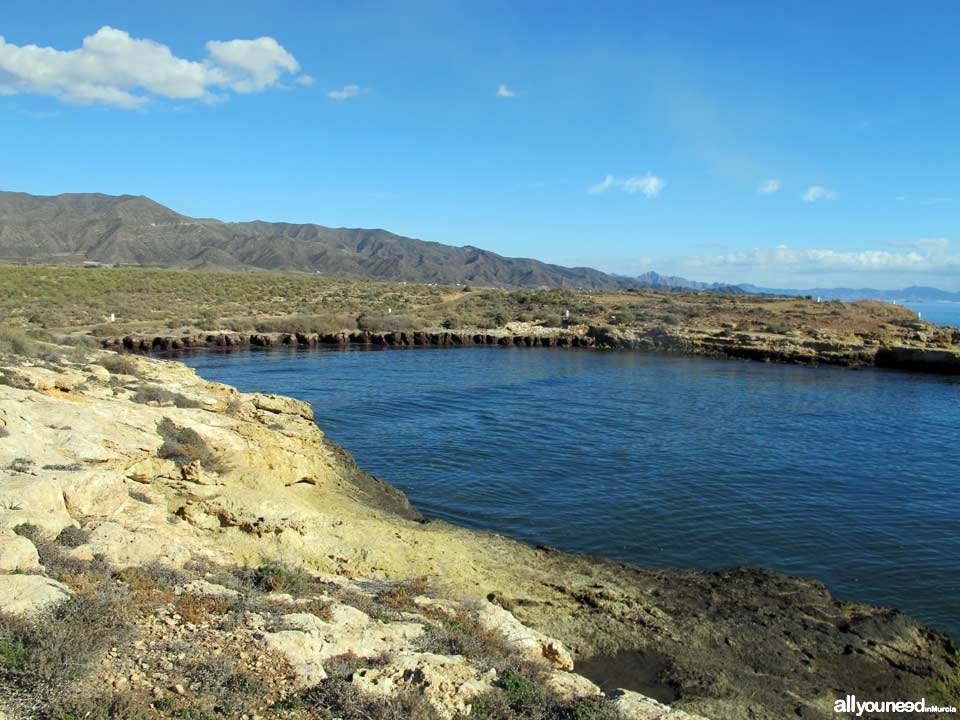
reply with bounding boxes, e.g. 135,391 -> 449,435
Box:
758,179 -> 781,194
587,175 -> 617,195
326,84 -> 361,100
802,185 -> 837,202
587,173 -> 665,198
676,240 -> 960,277
496,84 -> 516,98
622,173 -> 665,198
205,37 -> 299,93
0,26 -> 307,108
294,75 -> 315,87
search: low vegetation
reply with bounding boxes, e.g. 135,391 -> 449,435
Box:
0,549 -> 625,720
0,264 -> 933,347
156,418 -> 229,473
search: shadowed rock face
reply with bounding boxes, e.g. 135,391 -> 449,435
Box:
106,324 -> 960,375
0,350 -> 957,719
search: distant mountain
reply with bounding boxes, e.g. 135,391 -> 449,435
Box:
737,283 -> 960,303
0,191 -> 640,290
631,271 -> 748,294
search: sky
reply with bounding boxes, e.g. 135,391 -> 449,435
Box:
1,1 -> 959,290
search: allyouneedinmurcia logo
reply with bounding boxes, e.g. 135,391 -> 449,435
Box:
835,695 -> 957,716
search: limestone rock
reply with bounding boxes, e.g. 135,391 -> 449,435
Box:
175,579 -> 241,599
260,604 -> 424,688
85,364 -> 111,382
260,630 -> 329,687
0,473 -> 73,535
68,521 -> 195,568
544,670 -> 602,700
0,529 -> 41,572
60,470 -> 128,516
612,690 -> 710,720
352,652 -> 497,719
0,574 -> 70,616
476,600 -> 574,671
251,393 -> 315,421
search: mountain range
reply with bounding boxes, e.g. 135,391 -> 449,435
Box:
1,190 -> 956,301
0,191 -> 639,290
736,283 -> 960,303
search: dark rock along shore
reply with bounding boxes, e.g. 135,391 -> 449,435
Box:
103,324 -> 960,374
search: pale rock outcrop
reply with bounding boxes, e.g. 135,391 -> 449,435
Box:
67,520 -> 197,568
260,603 -> 425,688
0,574 -> 70,616
613,690 -> 711,720
0,528 -> 40,572
251,393 -> 315,421
0,365 -> 86,393
352,651 -> 497,719
0,473 -> 73,535
175,579 -> 241,599
476,600 -> 575,671
261,629 -> 330,687
60,469 -> 128,516
545,670 -> 603,700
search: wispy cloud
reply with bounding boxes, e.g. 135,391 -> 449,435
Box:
587,173 -> 665,198
496,84 -> 516,98
802,185 -> 837,202
888,237 -> 951,251
921,196 -> 954,206
0,26 -> 307,108
294,75 -> 315,87
758,179 -> 781,194
587,175 -> 617,195
679,240 -> 959,275
326,84 -> 361,100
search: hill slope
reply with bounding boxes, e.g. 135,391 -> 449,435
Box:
0,191 -> 637,290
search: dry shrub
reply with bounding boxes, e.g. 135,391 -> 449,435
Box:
376,576 -> 433,610
0,577 -> 135,709
156,417 -> 229,473
97,353 -> 140,376
133,384 -> 203,408
174,593 -> 231,625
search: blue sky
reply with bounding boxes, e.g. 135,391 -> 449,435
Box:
1,1 -> 958,289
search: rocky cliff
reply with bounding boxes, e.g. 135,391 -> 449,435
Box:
0,349 -> 957,719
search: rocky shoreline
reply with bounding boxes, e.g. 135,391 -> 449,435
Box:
1,349 -> 958,719
102,323 -> 960,374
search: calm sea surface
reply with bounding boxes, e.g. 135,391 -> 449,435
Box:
178,347 -> 960,638
902,302 -> 960,328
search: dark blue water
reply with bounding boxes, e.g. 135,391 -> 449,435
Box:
902,302 -> 960,328
178,347 -> 960,638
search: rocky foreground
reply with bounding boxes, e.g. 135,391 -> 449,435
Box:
0,349 -> 958,719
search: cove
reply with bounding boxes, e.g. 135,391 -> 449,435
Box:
174,345 -> 960,639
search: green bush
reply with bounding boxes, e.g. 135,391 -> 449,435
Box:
357,311 -> 418,333
0,326 -> 38,356
245,560 -> 319,596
